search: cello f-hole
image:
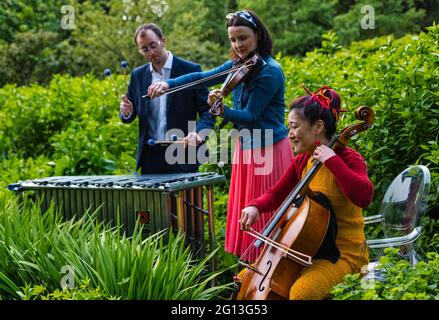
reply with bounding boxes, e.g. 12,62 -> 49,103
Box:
259,260 -> 272,292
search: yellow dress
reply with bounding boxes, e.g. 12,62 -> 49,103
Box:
288,157 -> 368,300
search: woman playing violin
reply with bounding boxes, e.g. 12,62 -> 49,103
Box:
148,10 -> 293,261
240,86 -> 374,299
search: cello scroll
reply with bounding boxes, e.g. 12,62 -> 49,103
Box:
337,106 -> 374,146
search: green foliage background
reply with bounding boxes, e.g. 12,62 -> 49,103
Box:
0,0 -> 438,300
0,0 -> 436,86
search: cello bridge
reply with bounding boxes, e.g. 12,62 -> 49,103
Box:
238,260 -> 264,276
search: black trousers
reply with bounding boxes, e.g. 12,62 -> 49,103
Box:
139,144 -> 199,174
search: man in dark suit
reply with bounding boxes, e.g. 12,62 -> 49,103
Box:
120,23 -> 214,174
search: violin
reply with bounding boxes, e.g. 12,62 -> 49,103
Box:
209,53 -> 265,116
142,53 -> 265,106
234,106 -> 375,300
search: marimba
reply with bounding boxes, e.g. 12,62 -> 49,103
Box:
8,172 -> 226,264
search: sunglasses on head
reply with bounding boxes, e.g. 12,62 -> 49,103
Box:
226,10 -> 257,29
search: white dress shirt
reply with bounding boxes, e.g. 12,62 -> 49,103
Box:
148,52 -> 173,141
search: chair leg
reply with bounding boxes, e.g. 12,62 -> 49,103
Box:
398,246 -> 421,267
361,261 -> 385,284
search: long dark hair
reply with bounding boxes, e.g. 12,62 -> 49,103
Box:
289,87 -> 342,140
226,10 -> 273,60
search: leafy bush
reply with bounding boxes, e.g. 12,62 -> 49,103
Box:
330,248 -> 439,300
0,31 -> 78,87
418,215 -> 439,253
333,0 -> 425,45
19,279 -> 117,300
0,73 -> 137,174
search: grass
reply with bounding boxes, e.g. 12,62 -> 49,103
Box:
0,194 -> 233,300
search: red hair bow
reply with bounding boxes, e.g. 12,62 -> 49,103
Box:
301,84 -> 345,121
302,85 -> 331,109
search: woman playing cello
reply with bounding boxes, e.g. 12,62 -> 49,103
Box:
239,86 -> 374,299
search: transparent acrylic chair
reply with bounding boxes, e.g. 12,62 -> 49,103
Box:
362,165 -> 431,281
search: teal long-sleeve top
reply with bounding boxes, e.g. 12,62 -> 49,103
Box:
166,55 -> 288,149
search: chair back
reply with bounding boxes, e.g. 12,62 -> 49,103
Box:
381,165 -> 430,239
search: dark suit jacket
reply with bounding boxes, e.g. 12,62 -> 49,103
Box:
120,55 -> 214,173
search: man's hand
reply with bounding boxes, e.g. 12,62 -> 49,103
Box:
147,81 -> 169,99
120,95 -> 133,116
183,132 -> 203,147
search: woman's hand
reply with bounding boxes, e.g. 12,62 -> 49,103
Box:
207,89 -> 222,108
313,145 -> 336,163
147,81 -> 169,99
240,206 -> 261,231
207,89 -> 224,116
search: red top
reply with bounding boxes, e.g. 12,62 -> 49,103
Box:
247,146 -> 374,212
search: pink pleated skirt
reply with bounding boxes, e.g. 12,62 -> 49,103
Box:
224,137 -> 294,261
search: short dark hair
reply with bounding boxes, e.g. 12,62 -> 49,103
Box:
133,23 -> 164,45
289,88 -> 342,139
226,10 -> 273,60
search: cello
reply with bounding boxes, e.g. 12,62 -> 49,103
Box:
235,106 -> 374,300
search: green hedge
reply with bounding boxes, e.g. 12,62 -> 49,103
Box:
0,74 -> 137,175
280,25 -> 439,218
